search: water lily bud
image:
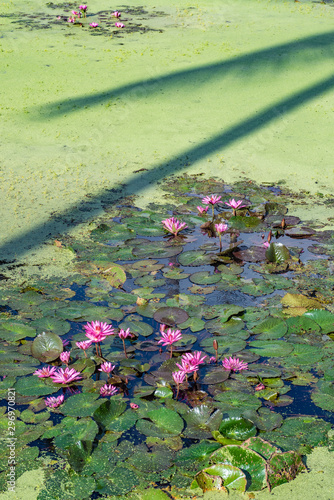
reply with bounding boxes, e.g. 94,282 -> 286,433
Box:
213,339 -> 218,351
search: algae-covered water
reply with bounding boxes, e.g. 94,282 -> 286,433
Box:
1,0 -> 334,280
1,0 -> 334,499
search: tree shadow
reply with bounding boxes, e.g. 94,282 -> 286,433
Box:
2,69 -> 334,262
34,30 -> 334,118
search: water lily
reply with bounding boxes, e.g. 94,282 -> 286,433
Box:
60,351 -> 70,365
98,362 -> 115,374
79,4 -> 87,17
172,370 -> 186,399
225,198 -> 247,216
130,402 -> 139,409
100,384 -> 118,397
45,395 -> 64,408
197,206 -> 209,215
115,22 -> 125,28
202,194 -> 221,219
84,321 -> 114,356
215,222 -> 228,251
119,328 -> 133,358
89,22 -> 99,28
68,17 -> 75,23
161,217 -> 188,236
255,383 -> 266,391
33,366 -> 57,378
158,328 -> 182,358
222,356 -> 248,372
112,11 -> 121,17
76,340 -> 93,358
176,351 -> 207,374
50,367 -> 82,384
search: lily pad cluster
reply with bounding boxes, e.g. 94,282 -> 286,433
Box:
0,175 -> 333,498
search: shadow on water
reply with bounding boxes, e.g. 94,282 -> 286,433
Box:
3,32 -> 334,260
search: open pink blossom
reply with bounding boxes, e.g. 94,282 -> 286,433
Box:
225,199 -> 247,210
79,4 -> 87,11
112,11 -> 121,17
50,367 -> 82,384
68,17 -> 75,23
172,371 -> 186,385
115,22 -> 125,28
60,351 -> 71,364
45,395 -> 64,408
160,324 -> 167,333
263,241 -> 270,248
161,217 -> 187,236
89,22 -> 99,28
158,329 -> 182,346
197,206 -> 209,214
76,340 -> 93,350
130,402 -> 139,409
255,383 -> 265,391
62,339 -> 70,347
72,10 -> 79,15
202,194 -> 221,205
222,357 -> 248,372
100,384 -> 118,397
84,321 -> 114,342
176,351 -> 207,373
98,362 -> 115,374
34,366 -> 57,378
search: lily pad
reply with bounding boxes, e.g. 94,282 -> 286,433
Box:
304,309 -> 334,334
214,391 -> 261,413
136,407 -> 184,437
210,445 -> 267,491
31,331 -> 63,362
248,341 -> 293,357
311,381 -> 334,411
196,464 -> 247,492
189,271 -> 221,285
217,416 -> 257,443
178,250 -> 213,267
286,315 -> 321,335
183,406 -> 222,439
119,320 -> 153,337
242,408 -> 283,432
61,393 -> 107,418
174,441 -> 221,465
252,317 -> 287,339
0,321 -> 36,341
15,376 -> 59,397
153,307 -> 189,327
267,451 -> 306,491
205,317 -> 245,335
30,317 -> 71,336
266,243 -> 290,264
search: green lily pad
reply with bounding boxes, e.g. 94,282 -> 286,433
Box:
205,317 -> 245,335
203,304 -> 245,322
229,216 -> 262,230
252,317 -> 287,339
183,406 -> 222,439
31,331 -> 63,362
30,317 -> 71,336
177,317 -> 205,332
174,441 -> 221,465
311,381 -> 334,411
153,307 -> 189,327
242,408 -> 283,432
246,364 -> 282,378
213,391 -> 261,413
162,267 -> 190,279
266,243 -> 290,263
242,436 -> 279,459
133,241 -> 182,259
261,416 -> 331,452
15,376 -> 59,397
200,337 -> 246,356
267,451 -> 306,491
210,445 -> 267,491
119,320 -> 153,337
178,250 -> 213,267
189,271 -> 221,285
128,444 -> 174,473
218,416 -> 257,442
303,309 -> 334,334
62,393 -> 107,418
0,363 -> 39,376
286,315 -> 321,335
282,344 -> 324,367
196,464 -> 247,492
55,417 -> 99,449
248,341 -> 293,357
37,469 -> 96,500
202,369 -> 230,385
0,321 -> 36,341
136,407 -> 184,437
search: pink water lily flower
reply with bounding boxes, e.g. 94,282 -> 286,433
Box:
89,22 -> 99,28
202,194 -> 221,205
225,199 -> 247,210
100,384 -> 118,397
112,11 -> 121,17
255,383 -> 266,391
130,402 -> 139,409
34,366 -> 57,378
98,362 -> 115,374
60,351 -> 71,364
263,241 -> 270,248
115,22 -> 125,28
172,371 -> 186,385
118,328 -> 132,340
197,206 -> 209,214
161,217 -> 188,236
79,4 -> 87,11
158,329 -> 182,346
76,340 -> 93,350
84,321 -> 114,342
222,357 -> 248,372
45,395 -> 64,408
176,351 -> 207,373
215,223 -> 228,234
50,367 -> 82,384
68,17 -> 75,23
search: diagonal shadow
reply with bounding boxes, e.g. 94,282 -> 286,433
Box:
2,72 -> 334,261
35,30 -> 334,118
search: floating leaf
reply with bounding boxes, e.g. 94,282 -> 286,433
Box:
242,436 -> 278,459
196,464 -> 247,492
229,216 -> 262,230
304,309 -> 334,334
178,250 -> 213,267
205,317 -> 245,335
248,341 -> 293,357
286,315 -> 320,335
62,393 -> 107,418
119,320 -> 153,337
30,317 -> 71,336
252,317 -> 287,339
15,376 -> 59,397
265,243 -> 290,263
189,271 -> 221,285
281,293 -> 325,310
136,407 -> 184,437
0,321 -> 36,341
311,381 -> 334,411
54,417 -> 98,450
183,406 -> 222,439
177,317 -> 205,332
210,445 -> 267,491
31,332 -> 63,362
200,337 -> 246,356
218,416 -> 257,442
267,451 -> 306,491
242,408 -> 283,432
174,441 -> 221,465
153,307 -> 189,327
214,391 -> 261,413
